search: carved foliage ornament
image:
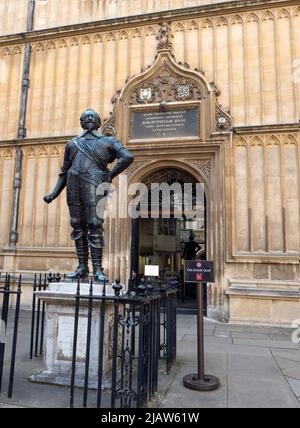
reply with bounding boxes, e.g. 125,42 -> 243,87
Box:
187,159 -> 212,181
216,103 -> 232,132
157,22 -> 173,51
102,109 -> 117,136
130,68 -> 203,105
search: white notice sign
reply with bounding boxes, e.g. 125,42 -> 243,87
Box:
144,265 -> 159,277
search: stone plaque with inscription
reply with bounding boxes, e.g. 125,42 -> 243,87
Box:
131,108 -> 199,139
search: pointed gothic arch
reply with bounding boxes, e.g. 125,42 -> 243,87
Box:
81,35 -> 91,46
34,42 -> 44,52
201,19 -> 213,30
278,9 -> 291,20
216,17 -> 228,27
93,34 -> 103,44
46,41 -> 56,51
70,38 -> 79,47
1,47 -> 11,57
58,39 -> 68,49
262,11 -> 275,22
246,13 -> 259,23
12,46 -> 22,55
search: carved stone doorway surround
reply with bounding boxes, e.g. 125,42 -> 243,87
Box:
102,23 -> 232,319
125,153 -> 226,318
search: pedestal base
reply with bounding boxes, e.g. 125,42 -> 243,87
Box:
30,370 -> 112,390
183,374 -> 220,391
30,282 -> 117,389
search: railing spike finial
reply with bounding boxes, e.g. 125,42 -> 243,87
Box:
112,278 -> 123,296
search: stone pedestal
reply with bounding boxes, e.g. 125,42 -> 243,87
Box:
30,282 -> 116,389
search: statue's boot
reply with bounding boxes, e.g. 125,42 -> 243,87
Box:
90,246 -> 107,284
67,237 -> 89,281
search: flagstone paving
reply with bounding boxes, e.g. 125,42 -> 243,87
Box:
0,311 -> 299,408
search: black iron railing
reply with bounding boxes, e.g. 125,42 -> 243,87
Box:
159,280 -> 177,374
68,279 -> 162,409
30,274 -> 46,359
0,274 -> 22,398
29,273 -> 62,359
0,272 -> 177,408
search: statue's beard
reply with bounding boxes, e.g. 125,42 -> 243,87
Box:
84,122 -> 97,131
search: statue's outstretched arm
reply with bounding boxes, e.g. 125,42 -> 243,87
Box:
44,143 -> 72,204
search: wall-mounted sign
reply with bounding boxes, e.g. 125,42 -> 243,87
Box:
131,107 -> 199,140
145,265 -> 160,277
184,261 -> 214,283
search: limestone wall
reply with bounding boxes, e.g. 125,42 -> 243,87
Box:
33,0 -> 235,30
0,147 -> 15,247
18,144 -> 71,249
0,0 -> 28,36
0,0 -> 237,35
232,132 -> 300,257
171,8 -> 300,126
1,5 -> 299,141
0,46 -> 24,140
25,28 -> 158,138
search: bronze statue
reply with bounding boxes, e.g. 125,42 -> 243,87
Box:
182,232 -> 201,261
44,109 -> 134,282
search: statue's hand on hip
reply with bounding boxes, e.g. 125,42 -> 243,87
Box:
44,193 -> 56,204
102,172 -> 112,183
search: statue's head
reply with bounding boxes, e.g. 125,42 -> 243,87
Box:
80,108 -> 101,131
189,232 -> 195,241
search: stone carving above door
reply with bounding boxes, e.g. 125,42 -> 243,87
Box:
157,21 -> 173,51
129,69 -> 204,105
186,159 -> 212,181
101,22 -> 232,140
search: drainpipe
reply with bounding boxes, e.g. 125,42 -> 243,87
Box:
9,0 -> 35,246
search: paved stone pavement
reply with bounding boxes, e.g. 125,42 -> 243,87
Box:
159,315 -> 300,409
0,311 -> 300,408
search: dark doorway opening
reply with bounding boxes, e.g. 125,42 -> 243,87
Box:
130,168 -> 207,313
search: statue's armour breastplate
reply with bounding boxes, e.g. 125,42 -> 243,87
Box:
72,149 -> 95,173
71,135 -> 98,173
70,132 -> 115,175
69,133 -> 116,186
